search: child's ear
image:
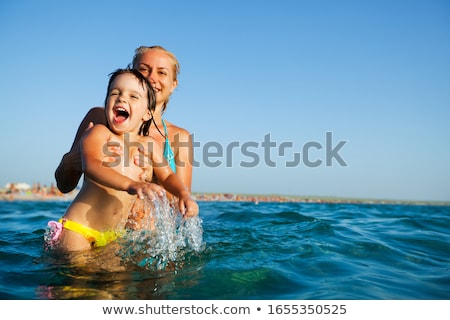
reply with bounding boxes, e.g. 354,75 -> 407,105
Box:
143,110 -> 151,121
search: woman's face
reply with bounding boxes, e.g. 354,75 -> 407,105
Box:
136,49 -> 178,109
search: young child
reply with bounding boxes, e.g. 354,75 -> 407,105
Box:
47,68 -> 198,252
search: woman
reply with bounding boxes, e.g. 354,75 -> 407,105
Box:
55,46 -> 193,193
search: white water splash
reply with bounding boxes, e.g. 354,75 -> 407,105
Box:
118,194 -> 204,270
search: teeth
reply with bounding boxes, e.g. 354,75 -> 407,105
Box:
115,106 -> 129,118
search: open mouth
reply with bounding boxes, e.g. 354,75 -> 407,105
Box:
114,107 -> 129,124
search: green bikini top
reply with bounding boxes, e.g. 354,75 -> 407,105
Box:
162,119 -> 176,173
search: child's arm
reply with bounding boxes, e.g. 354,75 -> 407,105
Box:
81,125 -> 163,199
159,173 -> 199,217
151,140 -> 199,217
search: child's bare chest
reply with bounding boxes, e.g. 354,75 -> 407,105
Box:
109,136 -> 145,180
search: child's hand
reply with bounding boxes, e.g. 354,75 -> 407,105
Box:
127,182 -> 165,200
178,195 -> 199,218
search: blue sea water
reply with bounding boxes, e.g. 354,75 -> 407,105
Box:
0,200 -> 449,300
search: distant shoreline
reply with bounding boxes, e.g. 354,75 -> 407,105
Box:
192,192 -> 450,206
1,189 -> 448,206
0,191 -> 77,202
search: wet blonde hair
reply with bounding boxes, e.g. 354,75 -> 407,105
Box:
132,45 -> 180,81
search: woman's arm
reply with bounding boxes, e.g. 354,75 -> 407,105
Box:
55,107 -> 106,193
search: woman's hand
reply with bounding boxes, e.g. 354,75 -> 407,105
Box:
134,146 -> 153,181
101,139 -> 123,167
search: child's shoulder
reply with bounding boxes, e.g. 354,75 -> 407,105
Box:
85,123 -> 111,139
93,123 -> 108,129
88,123 -> 109,132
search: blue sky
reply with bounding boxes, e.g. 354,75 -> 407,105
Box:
0,0 -> 449,201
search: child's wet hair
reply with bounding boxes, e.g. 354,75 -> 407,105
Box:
105,68 -> 156,136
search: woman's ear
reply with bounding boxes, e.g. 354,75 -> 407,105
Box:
170,79 -> 178,94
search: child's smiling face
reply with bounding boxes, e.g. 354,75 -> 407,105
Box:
106,73 -> 151,135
